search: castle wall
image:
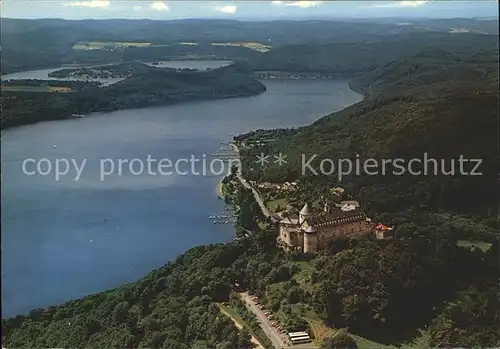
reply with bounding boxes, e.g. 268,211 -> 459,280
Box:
279,217 -> 374,252
316,221 -> 373,249
304,233 -> 317,253
279,225 -> 293,246
279,225 -> 304,248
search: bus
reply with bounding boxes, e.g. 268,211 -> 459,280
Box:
290,335 -> 312,345
288,331 -> 309,338
288,332 -> 312,345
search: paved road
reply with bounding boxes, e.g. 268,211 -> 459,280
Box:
240,292 -> 319,349
240,292 -> 287,349
219,306 -> 264,349
231,143 -> 276,221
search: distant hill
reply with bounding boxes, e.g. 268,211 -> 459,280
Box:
253,32 -> 497,74
2,18 -> 498,73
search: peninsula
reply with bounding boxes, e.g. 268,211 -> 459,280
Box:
1,62 -> 266,129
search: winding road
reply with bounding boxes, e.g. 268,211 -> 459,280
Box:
231,143 -> 276,221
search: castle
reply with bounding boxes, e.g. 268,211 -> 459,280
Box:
277,202 -> 376,252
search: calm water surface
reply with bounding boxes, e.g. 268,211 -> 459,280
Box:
1,79 -> 362,317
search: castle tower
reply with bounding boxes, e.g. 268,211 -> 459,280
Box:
299,203 -> 312,224
303,225 -> 318,253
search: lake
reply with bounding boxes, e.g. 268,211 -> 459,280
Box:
1,78 -> 362,317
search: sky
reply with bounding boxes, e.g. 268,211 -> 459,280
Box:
1,1 -> 498,20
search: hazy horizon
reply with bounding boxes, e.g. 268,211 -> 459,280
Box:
2,1 -> 498,20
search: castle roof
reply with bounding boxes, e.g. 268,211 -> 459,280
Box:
280,216 -> 299,225
300,203 -> 311,215
375,223 -> 393,231
305,226 -> 317,233
309,209 -> 366,229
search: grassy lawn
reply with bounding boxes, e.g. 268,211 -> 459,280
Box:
2,85 -> 52,92
457,240 -> 492,252
301,308 -> 430,349
219,303 -> 247,328
352,329 -> 429,349
266,198 -> 288,213
211,42 -> 271,52
302,311 -> 337,344
288,261 -> 314,290
72,41 -> 151,50
219,302 -> 272,348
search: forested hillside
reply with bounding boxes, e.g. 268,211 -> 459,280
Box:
1,242 -> 263,349
238,38 -> 498,220
253,32 -> 496,74
3,220 -> 498,348
2,18 -> 498,73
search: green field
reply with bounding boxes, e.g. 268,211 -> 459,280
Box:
219,304 -> 247,328
1,85 -> 73,93
457,240 -> 492,252
266,198 -> 288,212
72,41 -> 151,50
212,42 -> 271,52
352,329 -> 430,349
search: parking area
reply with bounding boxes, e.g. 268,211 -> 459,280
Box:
240,292 -> 317,349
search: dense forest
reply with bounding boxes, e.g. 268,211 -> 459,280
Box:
1,64 -> 266,129
237,35 -> 498,222
253,32 -> 496,74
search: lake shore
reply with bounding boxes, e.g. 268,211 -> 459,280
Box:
2,79 -> 363,317
216,179 -> 225,198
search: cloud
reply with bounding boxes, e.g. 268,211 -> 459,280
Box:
374,1 -> 429,8
133,5 -> 143,11
150,1 -> 169,11
286,1 -> 323,8
271,1 -> 323,8
63,0 -> 110,8
214,4 -> 237,14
